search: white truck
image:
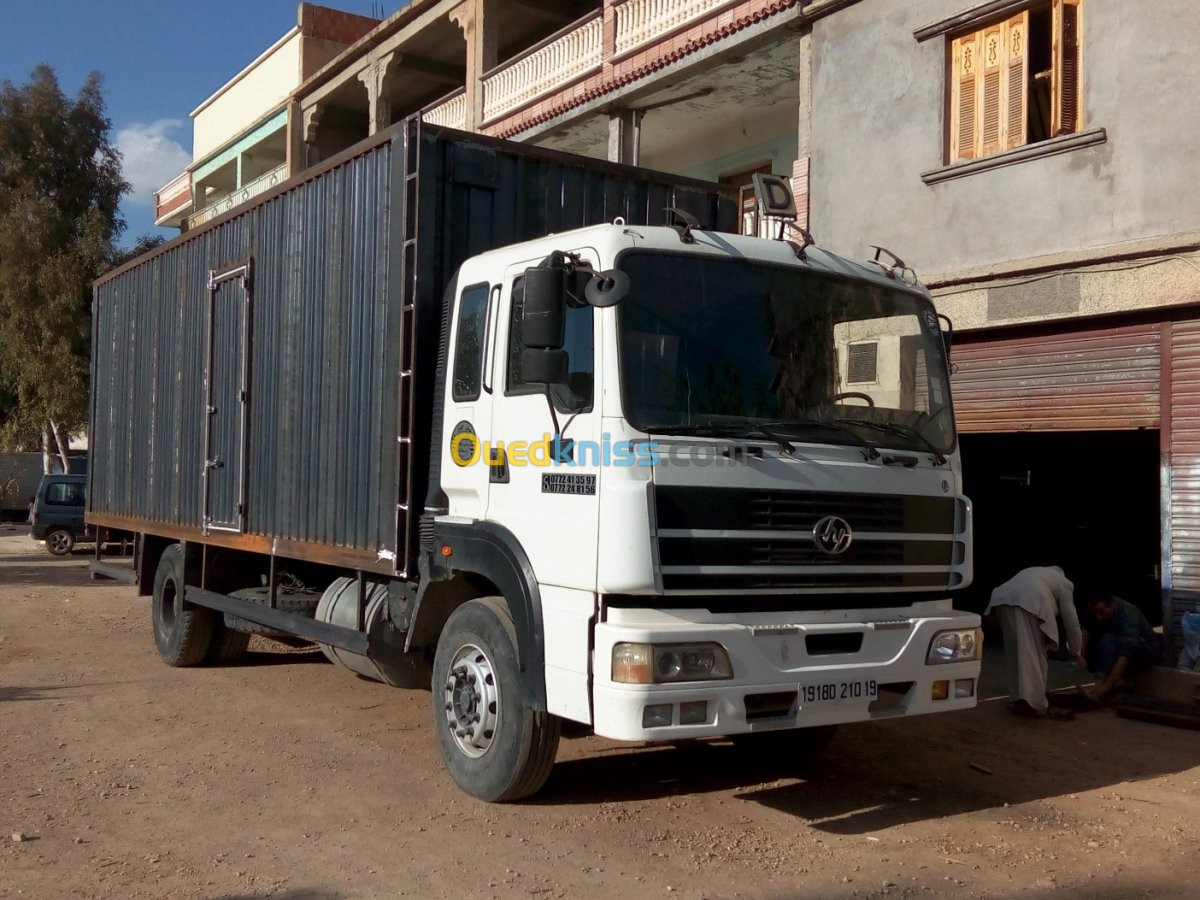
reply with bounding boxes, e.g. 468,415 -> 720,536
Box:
89,119 -> 978,802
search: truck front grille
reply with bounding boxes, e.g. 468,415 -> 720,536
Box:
653,486 -> 960,593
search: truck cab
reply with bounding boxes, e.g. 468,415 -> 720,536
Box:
426,221 -> 978,768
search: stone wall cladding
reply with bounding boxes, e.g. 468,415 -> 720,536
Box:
485,0 -> 800,139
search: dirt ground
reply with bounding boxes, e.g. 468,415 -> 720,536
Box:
2,527 -> 1198,900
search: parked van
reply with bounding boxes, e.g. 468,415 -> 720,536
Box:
31,474 -> 88,555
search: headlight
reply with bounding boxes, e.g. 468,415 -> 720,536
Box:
926,628 -> 982,664
612,642 -> 734,684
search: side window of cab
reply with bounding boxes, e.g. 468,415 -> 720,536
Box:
451,283 -> 491,402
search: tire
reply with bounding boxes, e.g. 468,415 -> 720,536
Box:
224,587 -> 320,637
432,597 -> 561,802
45,528 -> 75,556
206,622 -> 251,664
731,724 -> 838,760
152,544 -> 214,667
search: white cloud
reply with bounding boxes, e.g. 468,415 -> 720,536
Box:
115,119 -> 191,206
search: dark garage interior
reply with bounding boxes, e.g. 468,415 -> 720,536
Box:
957,429 -> 1162,626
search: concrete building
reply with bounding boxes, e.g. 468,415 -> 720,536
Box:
289,0 -> 839,238
153,4 -> 379,229
806,0 -> 1200,655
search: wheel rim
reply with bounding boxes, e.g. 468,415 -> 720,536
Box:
442,642 -> 499,759
48,532 -> 71,554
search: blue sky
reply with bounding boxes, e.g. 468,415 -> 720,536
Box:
0,1 -> 389,245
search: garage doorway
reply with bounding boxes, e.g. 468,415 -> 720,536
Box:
958,430 -> 1161,625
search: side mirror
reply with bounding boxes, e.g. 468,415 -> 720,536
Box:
521,267 -> 566,349
520,348 -> 567,385
584,269 -> 630,308
937,312 -> 953,365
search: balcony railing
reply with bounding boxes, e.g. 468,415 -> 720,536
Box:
425,89 -> 467,130
187,163 -> 287,229
481,11 -> 603,124
613,0 -> 739,58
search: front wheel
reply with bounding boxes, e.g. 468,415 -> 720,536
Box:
45,528 -> 75,556
432,597 -> 560,802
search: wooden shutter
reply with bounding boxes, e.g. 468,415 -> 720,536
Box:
980,23 -> 1005,156
1005,12 -> 1029,149
950,31 -> 980,161
1052,0 -> 1083,135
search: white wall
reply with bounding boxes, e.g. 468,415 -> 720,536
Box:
192,30 -> 303,161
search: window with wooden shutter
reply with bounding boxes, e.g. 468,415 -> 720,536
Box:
950,32 -> 979,161
946,1 -> 1082,164
1052,0 -> 1082,135
1006,12 -> 1029,149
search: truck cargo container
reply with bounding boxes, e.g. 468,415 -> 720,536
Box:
89,117 -> 980,801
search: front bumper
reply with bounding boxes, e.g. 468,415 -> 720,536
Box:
592,604 -> 981,742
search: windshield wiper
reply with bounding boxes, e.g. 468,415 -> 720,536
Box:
644,421 -> 748,438
646,419 -> 884,461
832,417 -> 948,466
756,420 -> 880,461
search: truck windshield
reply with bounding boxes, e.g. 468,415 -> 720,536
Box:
616,251 -> 956,454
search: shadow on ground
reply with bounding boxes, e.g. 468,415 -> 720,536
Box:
538,647 -> 1200,832
0,682 -> 110,702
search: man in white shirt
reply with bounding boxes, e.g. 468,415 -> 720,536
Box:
985,566 -> 1086,718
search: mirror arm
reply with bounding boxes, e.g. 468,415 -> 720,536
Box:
542,389 -> 561,439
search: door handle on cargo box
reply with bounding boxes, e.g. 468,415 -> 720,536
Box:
205,458 -> 225,470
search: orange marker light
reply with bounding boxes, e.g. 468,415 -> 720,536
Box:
441,545 -> 453,557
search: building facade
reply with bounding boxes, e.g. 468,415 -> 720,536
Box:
153,3 -> 379,229
808,0 -> 1200,656
157,1 -> 842,235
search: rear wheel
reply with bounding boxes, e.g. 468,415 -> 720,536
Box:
432,597 -> 560,802
45,528 -> 75,556
152,545 -> 214,667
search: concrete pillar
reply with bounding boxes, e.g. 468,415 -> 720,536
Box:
286,100 -> 304,175
607,108 -> 642,165
450,0 -> 499,131
359,51 -> 398,136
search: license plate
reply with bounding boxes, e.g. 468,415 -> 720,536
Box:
799,679 -> 878,705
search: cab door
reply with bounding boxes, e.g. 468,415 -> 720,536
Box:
485,251 -> 602,592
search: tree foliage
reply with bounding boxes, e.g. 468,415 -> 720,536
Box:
0,65 -> 128,459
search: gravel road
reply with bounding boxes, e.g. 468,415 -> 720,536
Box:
2,527 -> 1198,899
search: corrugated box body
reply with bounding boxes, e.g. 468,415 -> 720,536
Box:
89,120 -> 735,574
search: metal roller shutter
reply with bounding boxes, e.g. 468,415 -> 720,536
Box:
951,323 -> 1162,433
1167,322 -> 1200,663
